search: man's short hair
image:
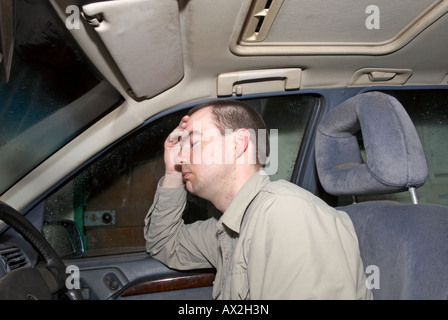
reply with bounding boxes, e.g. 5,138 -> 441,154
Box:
188,99 -> 270,167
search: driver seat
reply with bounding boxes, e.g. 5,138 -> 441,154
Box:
314,91 -> 448,299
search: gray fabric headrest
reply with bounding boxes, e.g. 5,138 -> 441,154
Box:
315,92 -> 428,196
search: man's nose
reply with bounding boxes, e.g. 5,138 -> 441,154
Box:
175,145 -> 190,164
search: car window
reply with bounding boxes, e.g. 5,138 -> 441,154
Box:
42,95 -> 317,258
337,89 -> 448,206
0,1 -> 122,195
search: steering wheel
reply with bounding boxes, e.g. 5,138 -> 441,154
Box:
0,201 -> 83,300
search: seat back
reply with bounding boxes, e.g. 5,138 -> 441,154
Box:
315,92 -> 448,299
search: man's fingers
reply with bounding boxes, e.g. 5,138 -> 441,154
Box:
168,127 -> 189,143
179,115 -> 189,127
167,115 -> 190,144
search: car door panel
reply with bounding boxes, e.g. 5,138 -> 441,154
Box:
68,252 -> 215,300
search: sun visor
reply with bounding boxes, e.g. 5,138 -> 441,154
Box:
82,0 -> 184,99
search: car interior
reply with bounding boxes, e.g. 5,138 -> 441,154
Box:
0,0 -> 447,300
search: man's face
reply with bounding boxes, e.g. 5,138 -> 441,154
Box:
175,107 -> 235,199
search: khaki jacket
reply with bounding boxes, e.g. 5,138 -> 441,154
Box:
144,172 -> 372,300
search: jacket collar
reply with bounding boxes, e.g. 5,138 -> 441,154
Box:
219,171 -> 270,234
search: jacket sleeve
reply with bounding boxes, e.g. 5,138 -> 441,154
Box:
144,178 -> 218,270
247,195 -> 372,300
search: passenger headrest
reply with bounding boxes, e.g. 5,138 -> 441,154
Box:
315,92 -> 428,196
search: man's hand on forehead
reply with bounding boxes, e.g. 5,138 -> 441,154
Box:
162,115 -> 192,187
167,115 -> 189,142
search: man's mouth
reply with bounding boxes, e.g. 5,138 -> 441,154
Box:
182,172 -> 191,180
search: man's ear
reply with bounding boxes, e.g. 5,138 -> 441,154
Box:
234,129 -> 250,159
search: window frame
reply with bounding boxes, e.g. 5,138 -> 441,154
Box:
31,93 -> 322,258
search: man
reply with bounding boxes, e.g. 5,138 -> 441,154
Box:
144,99 -> 372,300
